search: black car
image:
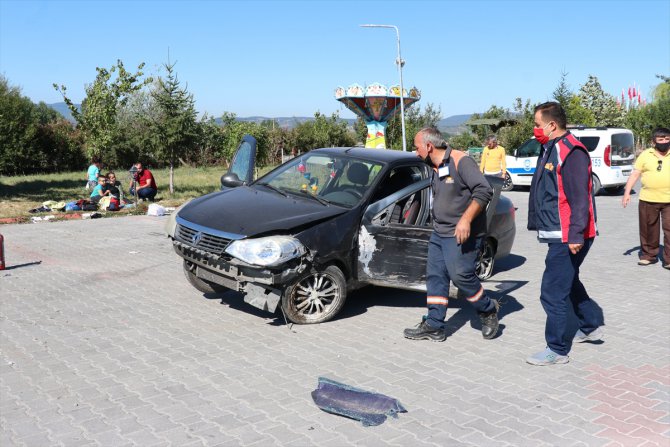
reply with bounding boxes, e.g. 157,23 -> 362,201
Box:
166,136 -> 516,324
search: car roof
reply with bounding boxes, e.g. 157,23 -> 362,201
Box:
310,147 -> 418,163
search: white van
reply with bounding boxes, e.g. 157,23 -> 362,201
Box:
503,127 -> 635,195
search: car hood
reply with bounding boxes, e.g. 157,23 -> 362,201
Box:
177,186 -> 349,237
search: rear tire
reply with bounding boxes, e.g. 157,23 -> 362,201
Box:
501,172 -> 514,192
591,175 -> 602,197
476,238 -> 496,281
281,265 -> 347,324
183,261 -> 229,294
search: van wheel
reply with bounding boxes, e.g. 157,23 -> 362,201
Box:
183,261 -> 229,294
501,172 -> 514,192
281,265 -> 347,324
591,175 -> 602,196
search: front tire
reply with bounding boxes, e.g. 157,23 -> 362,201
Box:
591,175 -> 602,196
183,261 -> 229,294
501,172 -> 514,192
476,238 -> 496,281
281,265 -> 347,324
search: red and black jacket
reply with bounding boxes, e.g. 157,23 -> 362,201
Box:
527,132 -> 598,243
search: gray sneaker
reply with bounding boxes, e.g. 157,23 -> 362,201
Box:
526,348 -> 569,366
573,327 -> 604,343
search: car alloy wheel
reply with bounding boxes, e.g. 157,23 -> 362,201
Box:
281,265 -> 347,324
501,172 -> 514,192
476,238 -> 496,281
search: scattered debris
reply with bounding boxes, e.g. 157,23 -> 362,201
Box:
311,377 -> 407,426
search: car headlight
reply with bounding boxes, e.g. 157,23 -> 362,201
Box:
225,236 -> 306,267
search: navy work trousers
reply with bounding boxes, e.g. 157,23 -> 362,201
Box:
425,232 -> 495,330
540,239 -> 601,355
130,187 -> 157,201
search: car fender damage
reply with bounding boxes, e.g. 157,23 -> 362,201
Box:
173,239 -> 313,313
357,226 -> 378,276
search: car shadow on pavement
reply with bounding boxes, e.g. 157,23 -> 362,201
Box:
492,254 -> 526,275
334,280 -> 527,339
203,290 -> 283,323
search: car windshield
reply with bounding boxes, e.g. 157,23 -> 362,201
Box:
256,153 -> 384,207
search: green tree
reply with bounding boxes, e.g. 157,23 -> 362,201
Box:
54,60 -> 152,161
1,75 -> 84,175
497,98 -> 537,151
291,111 -> 356,152
578,75 -> 624,126
150,60 -> 198,194
626,75 -> 670,146
385,102 -> 442,150
196,115 -> 226,166
553,71 -> 572,109
565,95 -> 595,126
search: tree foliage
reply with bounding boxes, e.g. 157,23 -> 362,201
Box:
291,111 -> 356,152
1,75 -> 84,175
625,74 -> 670,145
54,60 -> 152,161
578,75 -> 625,126
150,60 -> 198,194
383,102 -> 442,150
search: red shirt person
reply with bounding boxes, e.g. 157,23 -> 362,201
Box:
129,162 -> 158,201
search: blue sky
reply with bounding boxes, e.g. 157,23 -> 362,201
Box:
1,0 -> 668,120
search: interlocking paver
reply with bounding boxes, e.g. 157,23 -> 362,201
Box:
1,190 -> 668,446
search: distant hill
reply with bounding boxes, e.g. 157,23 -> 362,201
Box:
48,102 -> 79,122
46,102 -> 474,134
437,114 -> 472,135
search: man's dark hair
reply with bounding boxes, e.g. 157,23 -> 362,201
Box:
652,127 -> 670,139
535,101 -> 567,129
91,156 -> 101,164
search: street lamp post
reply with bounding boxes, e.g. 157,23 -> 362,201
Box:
360,24 -> 407,151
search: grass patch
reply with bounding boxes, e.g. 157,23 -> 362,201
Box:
0,165 -> 276,219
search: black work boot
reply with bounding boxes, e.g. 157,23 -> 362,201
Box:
403,320 -> 446,342
479,299 -> 500,340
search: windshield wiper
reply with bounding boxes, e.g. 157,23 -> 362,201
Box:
298,189 -> 330,206
257,182 -> 289,197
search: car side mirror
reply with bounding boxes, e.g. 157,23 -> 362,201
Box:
513,149 -> 518,158
221,173 -> 244,189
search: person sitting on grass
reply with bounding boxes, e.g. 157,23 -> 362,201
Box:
103,171 -> 123,200
89,175 -> 107,203
128,162 -> 158,201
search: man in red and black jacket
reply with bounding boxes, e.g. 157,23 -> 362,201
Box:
526,101 -> 604,366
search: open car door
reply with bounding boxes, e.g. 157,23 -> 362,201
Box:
220,134 -> 257,190
358,175 -> 504,288
358,178 -> 432,291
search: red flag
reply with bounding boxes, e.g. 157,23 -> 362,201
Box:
628,87 -> 632,100
632,86 -> 637,98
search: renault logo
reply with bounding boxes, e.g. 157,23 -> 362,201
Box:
191,231 -> 202,245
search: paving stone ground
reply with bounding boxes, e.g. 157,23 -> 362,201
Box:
1,189 -> 668,446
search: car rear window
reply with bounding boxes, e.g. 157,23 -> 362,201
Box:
576,136 -> 600,152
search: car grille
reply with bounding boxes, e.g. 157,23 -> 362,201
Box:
176,223 -> 231,254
